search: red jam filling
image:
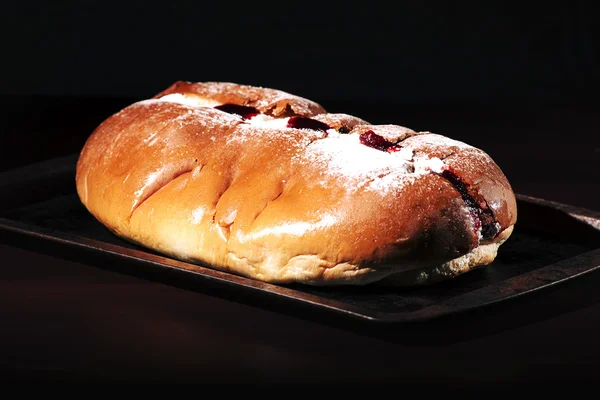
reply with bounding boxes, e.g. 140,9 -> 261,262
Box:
359,130 -> 402,152
287,116 -> 331,132
439,168 -> 499,240
214,104 -> 260,119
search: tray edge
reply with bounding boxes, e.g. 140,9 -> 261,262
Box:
0,155 -> 599,324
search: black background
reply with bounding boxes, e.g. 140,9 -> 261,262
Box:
2,1 -> 598,210
2,1 -> 598,104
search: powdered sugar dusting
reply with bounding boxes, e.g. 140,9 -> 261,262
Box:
136,100 -> 243,131
404,133 -> 475,152
414,155 -> 445,174
156,93 -> 223,108
288,130 -> 465,195
403,132 -> 494,179
246,114 -> 290,129
366,170 -> 421,194
196,82 -> 241,97
296,131 -> 422,193
172,108 -> 241,134
225,120 -> 325,147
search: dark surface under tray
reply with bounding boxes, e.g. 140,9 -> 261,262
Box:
1,154 -> 599,324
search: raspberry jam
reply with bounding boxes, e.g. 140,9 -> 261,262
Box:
214,104 -> 260,119
359,130 -> 401,152
287,116 -> 331,132
439,168 -> 499,240
439,169 -> 479,210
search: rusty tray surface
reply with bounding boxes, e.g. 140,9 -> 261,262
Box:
1,154 -> 599,324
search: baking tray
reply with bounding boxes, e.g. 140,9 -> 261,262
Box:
1,154 -> 599,324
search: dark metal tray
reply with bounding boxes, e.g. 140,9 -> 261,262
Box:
1,154 -> 599,324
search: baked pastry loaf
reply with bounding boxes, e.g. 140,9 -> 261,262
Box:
75,81 -> 517,286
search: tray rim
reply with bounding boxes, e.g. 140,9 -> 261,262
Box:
0,155 -> 599,324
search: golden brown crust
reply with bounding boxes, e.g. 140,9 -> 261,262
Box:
400,133 -> 518,236
154,81 -> 326,117
377,225 -> 514,286
75,81 -> 518,286
311,113 -> 370,132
